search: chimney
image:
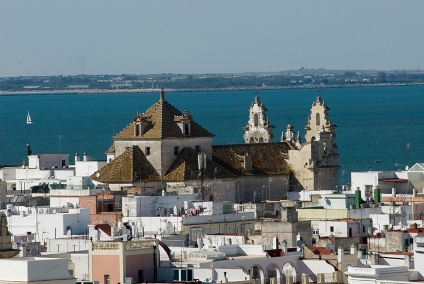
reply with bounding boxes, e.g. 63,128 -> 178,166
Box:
75,153 -> 80,162
160,88 -> 165,101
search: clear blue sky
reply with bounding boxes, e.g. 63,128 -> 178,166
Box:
0,0 -> 423,77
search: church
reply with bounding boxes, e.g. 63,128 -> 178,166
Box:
90,89 -> 339,203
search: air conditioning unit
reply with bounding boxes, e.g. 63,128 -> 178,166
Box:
125,277 -> 134,284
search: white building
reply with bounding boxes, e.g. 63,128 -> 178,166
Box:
413,233 -> 424,280
350,163 -> 424,201
122,198 -> 256,244
121,193 -> 199,218
5,206 -> 90,243
345,265 -> 410,284
0,257 -> 76,284
0,153 -> 106,193
318,219 -> 372,238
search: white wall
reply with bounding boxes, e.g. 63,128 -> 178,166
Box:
122,194 -> 199,217
7,208 -> 90,241
74,160 -> 106,177
318,219 -> 371,238
0,257 -> 75,282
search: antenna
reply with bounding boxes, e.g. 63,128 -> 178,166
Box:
325,243 -> 332,252
58,135 -> 61,154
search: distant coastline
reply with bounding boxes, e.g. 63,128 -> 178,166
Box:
1,82 -> 423,96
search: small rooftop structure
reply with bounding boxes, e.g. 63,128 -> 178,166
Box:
189,250 -> 226,260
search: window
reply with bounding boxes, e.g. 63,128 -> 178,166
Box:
62,160 -> 66,167
195,145 -> 200,152
138,270 -> 144,283
259,137 -> 264,143
104,275 -> 110,284
145,147 -> 150,156
316,113 -> 320,125
174,146 -> 179,155
330,226 -> 334,233
254,114 -> 259,126
365,185 -> 372,199
136,124 -> 141,136
184,122 -> 190,135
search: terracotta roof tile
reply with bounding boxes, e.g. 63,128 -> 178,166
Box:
113,98 -> 214,140
105,144 -> 115,154
164,147 -> 235,181
90,145 -> 160,183
212,142 -> 292,176
95,224 -> 112,236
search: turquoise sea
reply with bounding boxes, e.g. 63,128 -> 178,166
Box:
1,85 -> 424,186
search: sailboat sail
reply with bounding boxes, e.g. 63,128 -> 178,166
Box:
26,111 -> 33,124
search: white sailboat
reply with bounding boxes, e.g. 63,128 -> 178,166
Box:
26,111 -> 33,124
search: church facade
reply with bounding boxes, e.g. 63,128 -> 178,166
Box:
91,90 -> 339,203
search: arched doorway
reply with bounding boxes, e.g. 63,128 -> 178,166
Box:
281,262 -> 297,284
266,263 -> 281,284
250,264 -> 265,284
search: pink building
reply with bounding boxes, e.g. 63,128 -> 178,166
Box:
89,239 -> 159,284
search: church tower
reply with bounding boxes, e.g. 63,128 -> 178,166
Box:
243,96 -> 275,144
0,213 -> 19,258
288,94 -> 339,191
303,95 -> 337,143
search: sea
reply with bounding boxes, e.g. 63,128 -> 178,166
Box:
1,85 -> 424,186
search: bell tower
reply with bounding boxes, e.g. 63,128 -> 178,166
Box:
243,96 -> 275,144
289,93 -> 339,191
304,95 -> 337,143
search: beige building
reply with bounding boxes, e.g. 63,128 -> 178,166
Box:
91,90 -> 340,202
288,96 -> 339,191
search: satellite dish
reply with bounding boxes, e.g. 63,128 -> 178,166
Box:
325,243 -> 332,251
30,248 -> 38,256
296,240 -> 303,248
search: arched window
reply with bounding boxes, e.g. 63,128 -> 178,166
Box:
136,124 -> 141,136
184,123 -> 190,135
254,114 -> 259,127
250,137 -> 254,144
259,137 -> 264,143
316,113 -> 320,125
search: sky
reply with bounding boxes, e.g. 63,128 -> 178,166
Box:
0,0 -> 423,77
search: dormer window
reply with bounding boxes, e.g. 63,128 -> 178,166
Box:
174,110 -> 192,136
133,111 -> 148,137
136,124 -> 141,136
184,123 -> 190,135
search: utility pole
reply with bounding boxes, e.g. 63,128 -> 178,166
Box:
198,153 -> 206,200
